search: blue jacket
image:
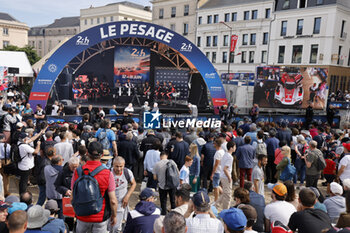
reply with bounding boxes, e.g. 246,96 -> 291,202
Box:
189,155 -> 200,177
265,137 -> 280,158
124,201 -> 161,233
236,144 -> 256,168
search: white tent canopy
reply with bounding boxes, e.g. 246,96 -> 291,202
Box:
0,51 -> 33,77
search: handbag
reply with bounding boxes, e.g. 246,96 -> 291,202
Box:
280,158 -> 296,181
62,197 -> 75,217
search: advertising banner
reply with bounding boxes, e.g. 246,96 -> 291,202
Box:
113,45 -> 150,85
230,35 -> 238,53
155,68 -> 189,100
221,73 -> 254,85
253,66 -> 328,109
0,66 -> 9,91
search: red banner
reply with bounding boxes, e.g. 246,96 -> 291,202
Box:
230,35 -> 238,53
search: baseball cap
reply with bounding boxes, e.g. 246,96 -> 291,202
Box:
192,190 -> 210,207
139,188 -> 158,200
5,195 -> 20,204
219,208 -> 247,231
308,187 -> 320,198
273,183 -> 287,196
8,202 -> 27,214
16,122 -> 24,128
330,182 -> 343,195
18,132 -> 28,139
45,199 -> 60,211
0,201 -> 11,210
342,143 -> 350,152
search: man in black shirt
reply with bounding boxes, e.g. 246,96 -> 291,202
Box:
288,188 -> 332,233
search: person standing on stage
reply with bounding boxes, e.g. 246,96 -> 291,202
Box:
125,79 -> 134,96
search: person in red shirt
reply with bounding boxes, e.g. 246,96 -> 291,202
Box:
71,142 -> 118,233
324,152 -> 337,196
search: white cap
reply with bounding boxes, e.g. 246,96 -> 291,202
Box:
16,122 -> 24,128
330,182 -> 343,195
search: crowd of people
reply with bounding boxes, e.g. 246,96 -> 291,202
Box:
0,90 -> 350,233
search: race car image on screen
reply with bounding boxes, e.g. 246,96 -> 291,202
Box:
274,73 -> 304,106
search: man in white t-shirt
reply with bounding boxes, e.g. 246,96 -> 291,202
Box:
210,139 -> 225,202
51,101 -> 59,116
264,183 -> 296,231
252,154 -> 268,197
18,132 -> 41,194
112,156 -> 136,233
338,143 -> 350,182
216,141 -> 235,210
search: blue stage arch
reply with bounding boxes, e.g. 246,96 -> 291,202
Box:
29,21 -> 227,109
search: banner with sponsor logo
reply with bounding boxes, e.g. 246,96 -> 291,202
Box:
29,21 -> 227,110
0,66 -> 9,91
221,73 -> 254,85
253,66 -> 328,109
113,45 -> 150,85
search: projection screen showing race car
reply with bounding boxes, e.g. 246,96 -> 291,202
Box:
253,66 -> 328,109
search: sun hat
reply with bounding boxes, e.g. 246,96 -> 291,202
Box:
27,205 -> 50,229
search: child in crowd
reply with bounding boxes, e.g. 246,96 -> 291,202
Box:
179,156 -> 193,185
324,152 -> 337,196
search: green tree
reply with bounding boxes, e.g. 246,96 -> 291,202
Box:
2,45 -> 41,65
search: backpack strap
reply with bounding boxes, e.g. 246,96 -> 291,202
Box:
76,166 -> 83,178
123,167 -> 131,183
4,143 -> 7,164
90,165 -> 107,177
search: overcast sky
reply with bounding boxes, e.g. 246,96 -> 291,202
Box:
0,0 -> 151,27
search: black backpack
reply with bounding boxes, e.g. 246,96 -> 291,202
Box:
165,160 -> 179,189
72,139 -> 82,153
315,152 -> 326,171
72,165 -> 107,216
3,143 -> 24,175
0,114 -> 8,133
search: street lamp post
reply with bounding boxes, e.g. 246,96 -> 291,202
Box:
220,21 -> 232,75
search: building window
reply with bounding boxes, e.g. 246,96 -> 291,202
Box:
184,5 -> 189,16
213,35 -> 218,46
296,19 -> 304,35
338,46 -> 342,65
313,17 -> 321,34
206,36 -> 211,47
2,28 -> 8,35
224,13 -> 230,22
310,44 -> 318,64
110,16 -> 114,22
197,37 -> 201,47
207,15 -> 212,24
206,52 -> 210,59
250,33 -> 256,45
171,7 -> 176,17
39,41 -> 42,49
170,24 -> 175,31
252,10 -> 258,20
263,32 -> 269,45
159,8 -> 164,19
198,16 -> 202,25
249,51 -> 255,63
299,0 -> 306,8
341,20 -> 346,38
265,8 -> 271,18
241,51 -> 247,63
317,0 -> 324,5
229,52 -> 235,63
97,18 -> 100,24
183,23 -> 188,35
283,0 -> 290,9
103,17 -> 106,23
91,18 -> 93,24
292,45 -> 303,63
214,14 -> 219,23
261,51 -> 267,63
223,35 -> 229,46
278,46 -> 285,63
84,19 -> 87,25
242,34 -> 248,45
232,12 -> 237,21
212,52 -> 216,63
124,17 -> 128,20
3,41 -> 9,48
244,11 -> 250,20
281,21 -> 287,36
222,52 -> 227,63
